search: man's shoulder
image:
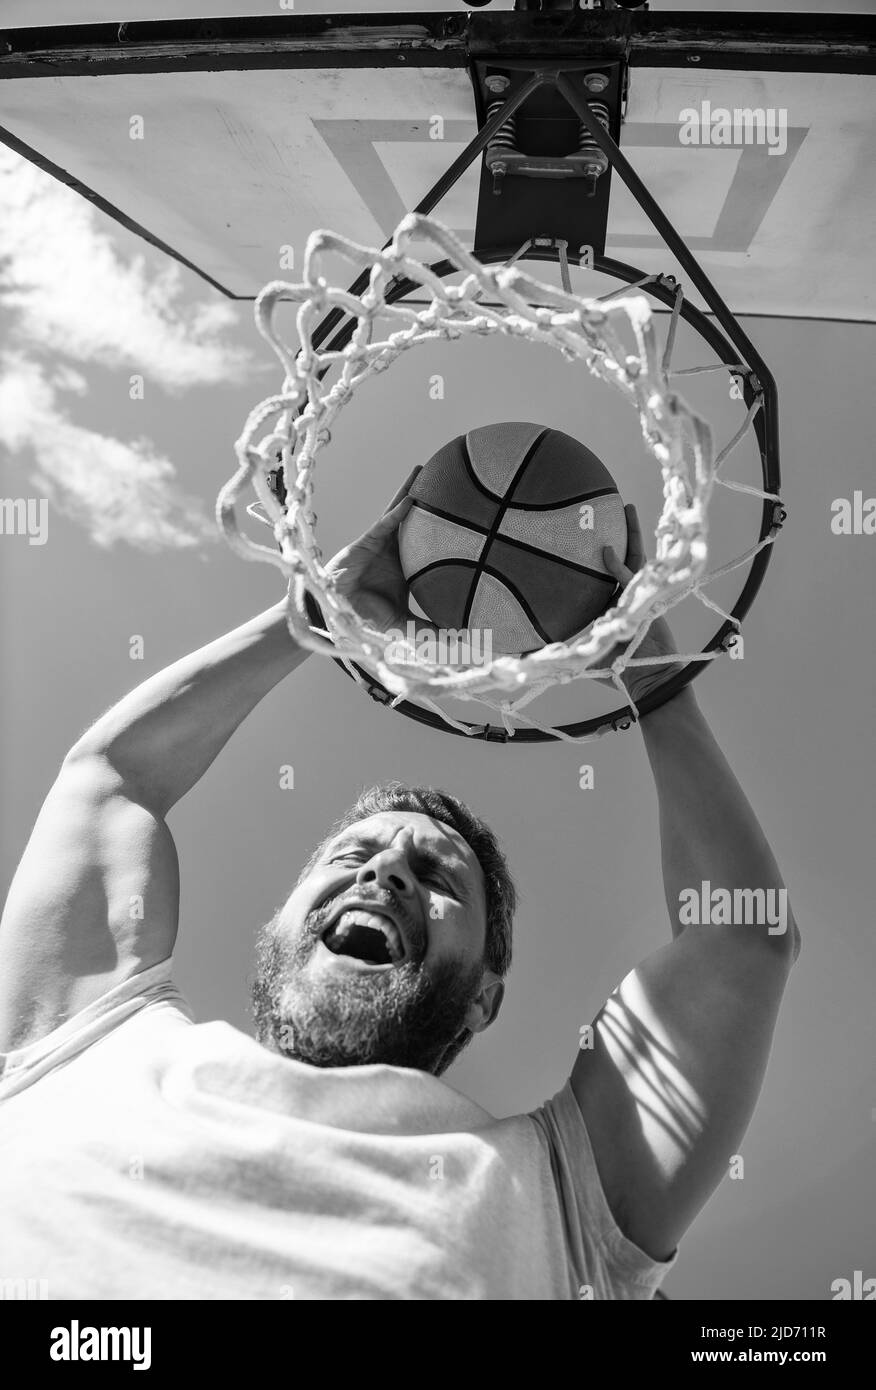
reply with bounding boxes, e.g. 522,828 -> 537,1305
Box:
0,959 -> 192,1102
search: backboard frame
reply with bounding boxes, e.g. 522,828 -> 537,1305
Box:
1,9 -> 874,311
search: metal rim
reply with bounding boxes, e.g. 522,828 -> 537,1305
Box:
300,244 -> 781,744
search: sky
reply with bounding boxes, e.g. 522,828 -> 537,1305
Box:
1,0 -> 875,1302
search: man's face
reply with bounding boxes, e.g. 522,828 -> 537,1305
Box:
252,812 -> 502,1074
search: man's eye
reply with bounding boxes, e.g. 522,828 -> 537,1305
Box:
329,854 -> 454,896
423,873 -> 450,893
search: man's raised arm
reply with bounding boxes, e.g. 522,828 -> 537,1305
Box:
64,600 -> 308,816
571,686 -> 799,1262
0,601 -> 308,1052
0,478 -> 418,1054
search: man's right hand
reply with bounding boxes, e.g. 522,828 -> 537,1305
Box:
326,466 -> 436,634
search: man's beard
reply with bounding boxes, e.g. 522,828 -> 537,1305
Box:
250,898 -> 483,1076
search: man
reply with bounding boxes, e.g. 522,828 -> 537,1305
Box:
0,480 -> 798,1300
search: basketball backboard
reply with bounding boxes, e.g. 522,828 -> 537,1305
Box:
0,7 -> 874,320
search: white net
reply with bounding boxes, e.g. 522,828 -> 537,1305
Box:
218,213 -> 778,742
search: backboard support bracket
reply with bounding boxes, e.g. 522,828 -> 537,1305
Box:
306,53 -> 776,434
472,59 -> 624,259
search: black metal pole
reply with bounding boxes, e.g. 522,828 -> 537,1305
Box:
553,71 -> 774,392
554,70 -> 780,501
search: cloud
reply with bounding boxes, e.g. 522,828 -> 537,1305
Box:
0,145 -> 269,548
0,146 -> 254,389
0,353 -> 216,551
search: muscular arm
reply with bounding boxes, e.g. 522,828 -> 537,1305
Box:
571,688 -> 799,1260
0,478 -> 419,1054
0,601 -> 308,1050
64,598 -> 308,816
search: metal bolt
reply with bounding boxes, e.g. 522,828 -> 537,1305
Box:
688,55 -> 701,63
584,73 -> 609,94
485,74 -> 510,93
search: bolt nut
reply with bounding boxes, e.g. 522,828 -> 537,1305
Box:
485,74 -> 510,93
584,73 -> 609,94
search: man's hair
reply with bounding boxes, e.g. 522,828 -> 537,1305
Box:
298,782 -> 515,978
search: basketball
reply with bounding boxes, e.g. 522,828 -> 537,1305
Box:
398,422 -> 628,655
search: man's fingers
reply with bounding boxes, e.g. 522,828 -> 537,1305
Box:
624,503 -> 647,573
370,494 -> 415,537
339,494 -> 414,556
603,544 -> 634,588
382,465 -> 422,515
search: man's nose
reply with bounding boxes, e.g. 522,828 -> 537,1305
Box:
355,849 -> 417,900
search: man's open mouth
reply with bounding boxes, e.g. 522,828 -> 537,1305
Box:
321,908 -> 406,966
